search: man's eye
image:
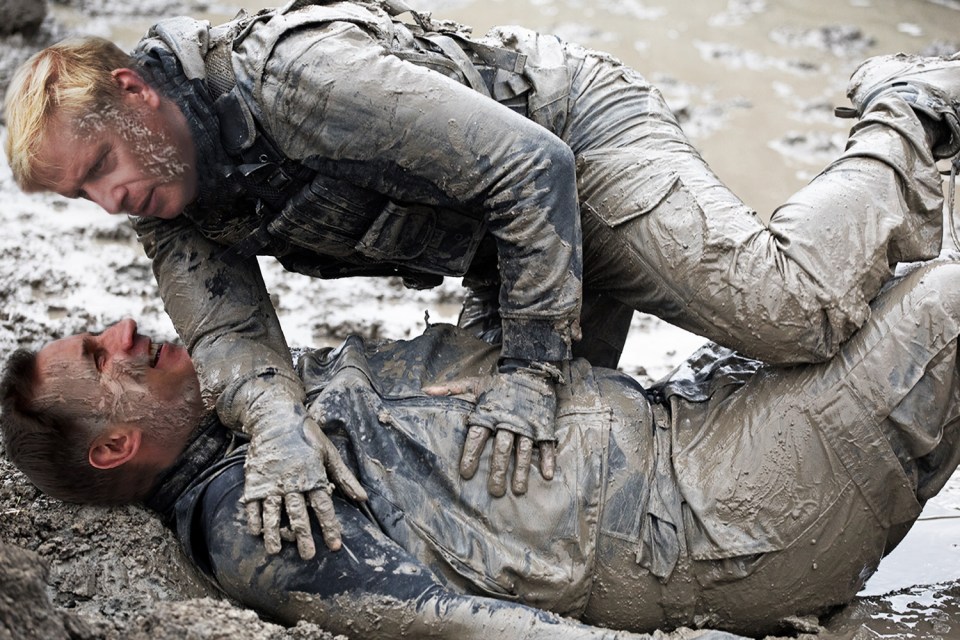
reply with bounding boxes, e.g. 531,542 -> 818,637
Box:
90,154 -> 106,176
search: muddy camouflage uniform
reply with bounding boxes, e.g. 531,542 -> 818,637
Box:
146,255 -> 960,639
131,0 -> 945,407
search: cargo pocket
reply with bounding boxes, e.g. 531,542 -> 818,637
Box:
268,175 -> 389,257
576,148 -> 708,290
356,201 -> 436,262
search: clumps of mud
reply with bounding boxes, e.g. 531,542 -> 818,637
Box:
0,21 -> 67,112
0,540 -> 92,640
0,0 -> 47,36
768,130 -> 846,166
653,72 -> 754,139
693,41 -> 822,74
50,0 -> 213,18
0,455 -> 343,640
126,599 -> 343,640
921,39 -> 960,56
769,25 -> 876,58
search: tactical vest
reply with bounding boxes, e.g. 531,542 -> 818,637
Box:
194,0 -> 534,289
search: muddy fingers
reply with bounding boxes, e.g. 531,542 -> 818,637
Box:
539,442 -> 556,480
488,430 -> 515,497
309,486 -> 343,551
284,492 -> 316,560
422,377 -> 482,397
245,500 -> 263,536
463,363 -> 560,496
512,436 -> 534,494
261,495 -> 283,555
460,425 -> 491,479
322,442 -> 368,502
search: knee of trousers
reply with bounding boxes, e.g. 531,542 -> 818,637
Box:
749,260 -> 960,365
897,260 -> 960,322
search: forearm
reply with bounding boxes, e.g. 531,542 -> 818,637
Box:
487,134 -> 582,362
133,215 -> 296,408
363,589 -> 653,640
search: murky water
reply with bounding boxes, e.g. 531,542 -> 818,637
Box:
44,0 -> 960,636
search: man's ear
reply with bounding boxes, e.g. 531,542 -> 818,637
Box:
111,68 -> 162,110
89,426 -> 143,470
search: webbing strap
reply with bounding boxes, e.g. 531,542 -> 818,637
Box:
450,34 -> 527,75
204,25 -> 239,101
422,33 -> 491,97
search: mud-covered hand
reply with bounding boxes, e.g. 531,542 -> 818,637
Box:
242,408 -> 368,559
459,360 -> 563,497
239,394 -> 367,561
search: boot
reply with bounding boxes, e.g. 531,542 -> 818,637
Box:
836,52 -> 960,159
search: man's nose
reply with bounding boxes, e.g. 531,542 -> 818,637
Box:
84,180 -> 125,215
101,318 -> 138,356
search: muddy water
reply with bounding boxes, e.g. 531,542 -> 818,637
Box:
44,0 -> 960,635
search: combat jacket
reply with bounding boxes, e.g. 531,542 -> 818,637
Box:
132,1 -> 585,417
148,325 -> 608,619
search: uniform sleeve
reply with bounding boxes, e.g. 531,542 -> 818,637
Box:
243,20 -> 583,362
131,215 -> 303,424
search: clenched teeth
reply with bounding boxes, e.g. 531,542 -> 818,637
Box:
149,343 -> 162,367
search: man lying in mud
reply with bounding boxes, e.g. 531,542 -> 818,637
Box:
4,254 -> 960,639
6,0 -> 960,560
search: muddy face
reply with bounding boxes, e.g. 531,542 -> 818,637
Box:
36,95 -> 196,220
32,318 -> 201,445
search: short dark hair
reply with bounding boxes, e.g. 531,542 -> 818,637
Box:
0,347 -> 156,504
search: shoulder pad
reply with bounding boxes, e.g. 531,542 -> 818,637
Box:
139,17 -> 212,81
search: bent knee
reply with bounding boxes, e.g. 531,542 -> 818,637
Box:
894,259 -> 960,317
758,263 -> 957,365
752,318 -> 844,365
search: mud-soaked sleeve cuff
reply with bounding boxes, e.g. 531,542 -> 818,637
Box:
500,317 -> 576,362
215,365 -> 306,431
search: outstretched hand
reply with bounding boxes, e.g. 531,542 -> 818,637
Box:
241,412 -> 367,560
425,361 -> 562,497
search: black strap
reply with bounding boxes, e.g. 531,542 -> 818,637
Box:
202,19 -> 315,262
422,33 -> 491,96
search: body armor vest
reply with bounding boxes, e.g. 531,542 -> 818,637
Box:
193,0 -> 529,289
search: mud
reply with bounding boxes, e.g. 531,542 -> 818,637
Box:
2,0 -> 960,638
0,0 -> 46,36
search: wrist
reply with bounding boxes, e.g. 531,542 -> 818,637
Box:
498,358 -> 566,384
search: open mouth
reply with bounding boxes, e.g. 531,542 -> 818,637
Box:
148,343 -> 162,368
133,190 -> 154,217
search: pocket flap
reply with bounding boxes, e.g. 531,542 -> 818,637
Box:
357,201 -> 435,261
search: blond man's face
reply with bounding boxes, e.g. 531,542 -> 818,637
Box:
36,85 -> 197,219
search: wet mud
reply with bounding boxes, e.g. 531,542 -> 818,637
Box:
3,0 -> 960,638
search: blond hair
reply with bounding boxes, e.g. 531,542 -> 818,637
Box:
3,36 -> 135,191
